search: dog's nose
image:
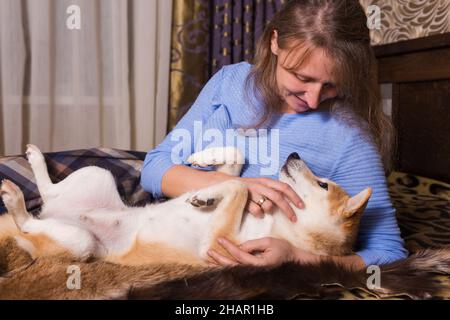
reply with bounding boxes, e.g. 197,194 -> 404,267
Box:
287,152 -> 301,161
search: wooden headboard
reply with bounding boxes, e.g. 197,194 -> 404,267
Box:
373,33 -> 450,183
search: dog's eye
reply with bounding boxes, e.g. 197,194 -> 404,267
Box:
317,181 -> 328,190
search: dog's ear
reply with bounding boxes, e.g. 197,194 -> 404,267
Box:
343,187 -> 372,218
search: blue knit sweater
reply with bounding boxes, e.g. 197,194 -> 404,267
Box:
141,62 -> 408,266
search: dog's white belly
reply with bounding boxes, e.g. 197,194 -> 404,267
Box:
37,197 -> 213,258
80,205 -> 210,257
237,213 -> 274,243
136,201 -> 211,256
61,208 -> 142,256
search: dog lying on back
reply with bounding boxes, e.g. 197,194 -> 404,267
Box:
0,144 -> 372,266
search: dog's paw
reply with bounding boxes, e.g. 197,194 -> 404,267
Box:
0,179 -> 24,210
186,151 -> 219,168
187,195 -> 216,208
25,144 -> 45,166
186,147 -> 243,167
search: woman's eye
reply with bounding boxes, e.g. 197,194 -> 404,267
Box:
292,73 -> 307,82
317,181 -> 328,190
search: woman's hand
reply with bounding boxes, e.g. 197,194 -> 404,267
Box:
239,177 -> 303,222
208,237 -> 318,267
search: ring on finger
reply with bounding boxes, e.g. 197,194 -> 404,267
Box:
256,196 -> 267,207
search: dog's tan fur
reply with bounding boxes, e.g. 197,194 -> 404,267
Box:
204,183 -> 248,260
317,184 -> 370,255
108,240 -> 202,266
0,213 -> 16,238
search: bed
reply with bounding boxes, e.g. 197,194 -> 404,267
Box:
374,32 -> 450,253
0,34 -> 449,300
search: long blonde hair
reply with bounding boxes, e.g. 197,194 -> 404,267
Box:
245,0 -> 395,173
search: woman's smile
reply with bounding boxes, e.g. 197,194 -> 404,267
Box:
284,92 -> 310,113
293,93 -> 310,110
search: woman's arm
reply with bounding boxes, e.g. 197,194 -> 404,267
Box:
161,165 -> 229,198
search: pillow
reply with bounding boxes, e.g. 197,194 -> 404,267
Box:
0,147 -> 154,215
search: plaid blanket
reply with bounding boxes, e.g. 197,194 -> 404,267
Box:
0,148 -> 155,216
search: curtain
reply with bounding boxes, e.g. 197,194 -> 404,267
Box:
0,0 -> 172,156
210,0 -> 285,74
170,0 -> 210,129
169,0 -> 285,128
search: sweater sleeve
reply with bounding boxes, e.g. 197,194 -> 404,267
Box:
329,131 -> 409,266
140,67 -> 227,198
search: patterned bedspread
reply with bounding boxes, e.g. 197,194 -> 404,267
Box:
0,148 -> 448,299
0,148 -> 154,215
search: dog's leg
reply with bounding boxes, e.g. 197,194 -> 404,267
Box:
187,147 -> 244,176
0,180 -> 29,229
187,180 -> 248,261
186,184 -> 223,209
26,144 -> 125,213
1,179 -> 98,261
186,178 -> 245,208
25,144 -> 57,202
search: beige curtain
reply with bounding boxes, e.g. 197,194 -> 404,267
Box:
0,0 -> 172,156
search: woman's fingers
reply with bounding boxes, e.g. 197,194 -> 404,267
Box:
247,200 -> 264,218
207,249 -> 238,266
259,197 -> 274,212
258,178 -> 304,208
274,195 -> 298,222
216,238 -> 261,265
252,184 -> 297,222
248,190 -> 274,217
242,177 -> 300,222
239,238 -> 272,253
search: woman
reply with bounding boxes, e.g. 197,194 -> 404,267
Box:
141,0 -> 408,269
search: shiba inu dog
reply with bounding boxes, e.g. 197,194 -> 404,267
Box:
0,144 -> 372,266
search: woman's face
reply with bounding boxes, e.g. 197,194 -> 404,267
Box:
271,32 -> 338,114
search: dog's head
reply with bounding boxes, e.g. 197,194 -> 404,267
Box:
279,152 -> 372,256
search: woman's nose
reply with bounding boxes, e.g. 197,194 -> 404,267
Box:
304,86 -> 322,109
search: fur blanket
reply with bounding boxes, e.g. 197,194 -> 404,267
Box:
0,236 -> 448,300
